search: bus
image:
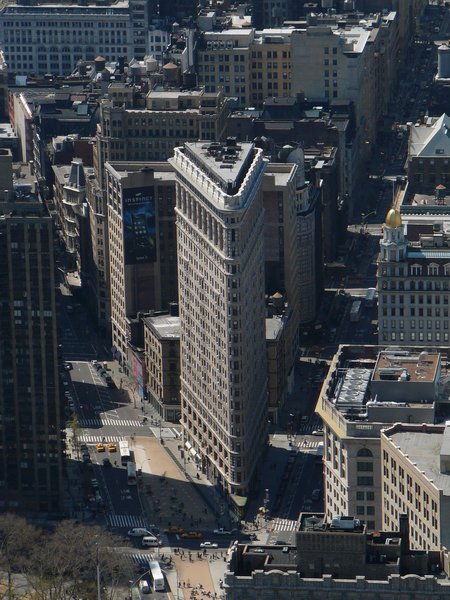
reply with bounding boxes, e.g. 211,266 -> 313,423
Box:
350,300 -> 362,322
149,560 -> 165,592
119,440 -> 131,465
364,288 -> 377,308
127,461 -> 137,486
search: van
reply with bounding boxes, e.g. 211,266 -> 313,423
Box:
142,536 -> 160,547
138,579 -> 150,594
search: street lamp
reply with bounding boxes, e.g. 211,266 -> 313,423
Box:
360,211 -> 377,233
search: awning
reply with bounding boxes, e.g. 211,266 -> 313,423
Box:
185,441 -> 192,450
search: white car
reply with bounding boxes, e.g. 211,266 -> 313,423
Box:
200,541 -> 218,549
311,430 -> 323,436
127,528 -> 154,538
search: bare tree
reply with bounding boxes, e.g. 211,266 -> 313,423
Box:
0,513 -> 40,600
25,521 -> 132,600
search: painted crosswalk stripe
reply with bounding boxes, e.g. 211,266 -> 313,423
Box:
107,514 -> 148,528
79,418 -> 144,428
128,553 -> 150,566
272,518 -> 298,532
78,435 -> 124,443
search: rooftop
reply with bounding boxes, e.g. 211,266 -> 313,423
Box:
183,139 -> 256,195
143,315 -> 180,340
373,350 -> 439,384
386,424 -> 450,495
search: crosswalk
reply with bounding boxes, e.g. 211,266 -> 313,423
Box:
79,417 -> 144,428
127,553 -> 151,567
298,440 -> 322,450
78,434 -> 124,443
107,514 -> 149,528
272,518 -> 298,532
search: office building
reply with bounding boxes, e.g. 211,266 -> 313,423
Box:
0,51 -> 8,119
97,86 -> 230,164
170,140 -> 268,504
225,513 -> 450,599
316,345 -> 443,531
0,151 -> 63,514
378,208 -> 450,346
105,162 -> 177,365
143,312 -> 181,422
0,0 -> 151,76
382,423 -> 450,552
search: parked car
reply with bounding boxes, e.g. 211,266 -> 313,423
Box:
127,528 -> 154,538
63,361 -> 72,371
200,541 -> 218,549
213,528 -> 232,536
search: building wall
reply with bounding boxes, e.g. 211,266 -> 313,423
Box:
0,202 -> 63,514
250,37 -> 292,108
196,31 -> 254,108
106,163 -> 177,365
378,222 -> 450,346
224,570 -> 450,599
171,144 -> 268,497
144,322 -> 181,422
381,426 -> 449,552
0,3 -> 137,75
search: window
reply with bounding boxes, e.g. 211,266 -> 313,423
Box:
357,462 -> 373,472
357,476 -> 374,486
357,448 -> 373,457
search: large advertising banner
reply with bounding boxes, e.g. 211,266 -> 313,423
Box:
123,187 -> 156,264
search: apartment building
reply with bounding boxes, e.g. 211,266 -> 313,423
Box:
316,345 -> 442,531
378,208 -> 450,346
143,312 -> 181,422
105,162 -> 178,365
0,153 -> 63,514
250,29 -> 293,108
170,140 -> 268,504
0,0 -> 149,76
196,29 -> 254,108
382,423 -> 450,552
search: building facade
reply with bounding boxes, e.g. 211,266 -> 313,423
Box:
378,208 -> 450,346
106,162 -> 177,365
170,140 -> 268,502
316,345 -> 441,531
0,157 -> 63,514
143,313 -> 181,422
0,0 -> 149,76
381,423 -> 450,552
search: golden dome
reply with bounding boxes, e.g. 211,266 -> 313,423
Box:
385,208 -> 402,228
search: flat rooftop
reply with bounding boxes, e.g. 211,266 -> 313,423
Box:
388,426 -> 450,495
143,315 -> 180,340
373,351 -> 439,384
183,140 -> 255,195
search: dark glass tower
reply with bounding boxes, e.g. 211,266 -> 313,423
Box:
0,155 -> 63,514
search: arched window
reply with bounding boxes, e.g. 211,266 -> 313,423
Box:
357,448 -> 373,458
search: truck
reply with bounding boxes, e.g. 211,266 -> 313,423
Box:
364,288 -> 377,308
350,300 -> 362,322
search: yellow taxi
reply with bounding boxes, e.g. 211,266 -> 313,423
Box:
164,525 -> 184,535
96,443 -> 105,452
107,443 -> 117,452
181,531 -> 203,540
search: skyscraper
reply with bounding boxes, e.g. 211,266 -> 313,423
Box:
170,140 -> 268,502
0,150 -> 63,514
